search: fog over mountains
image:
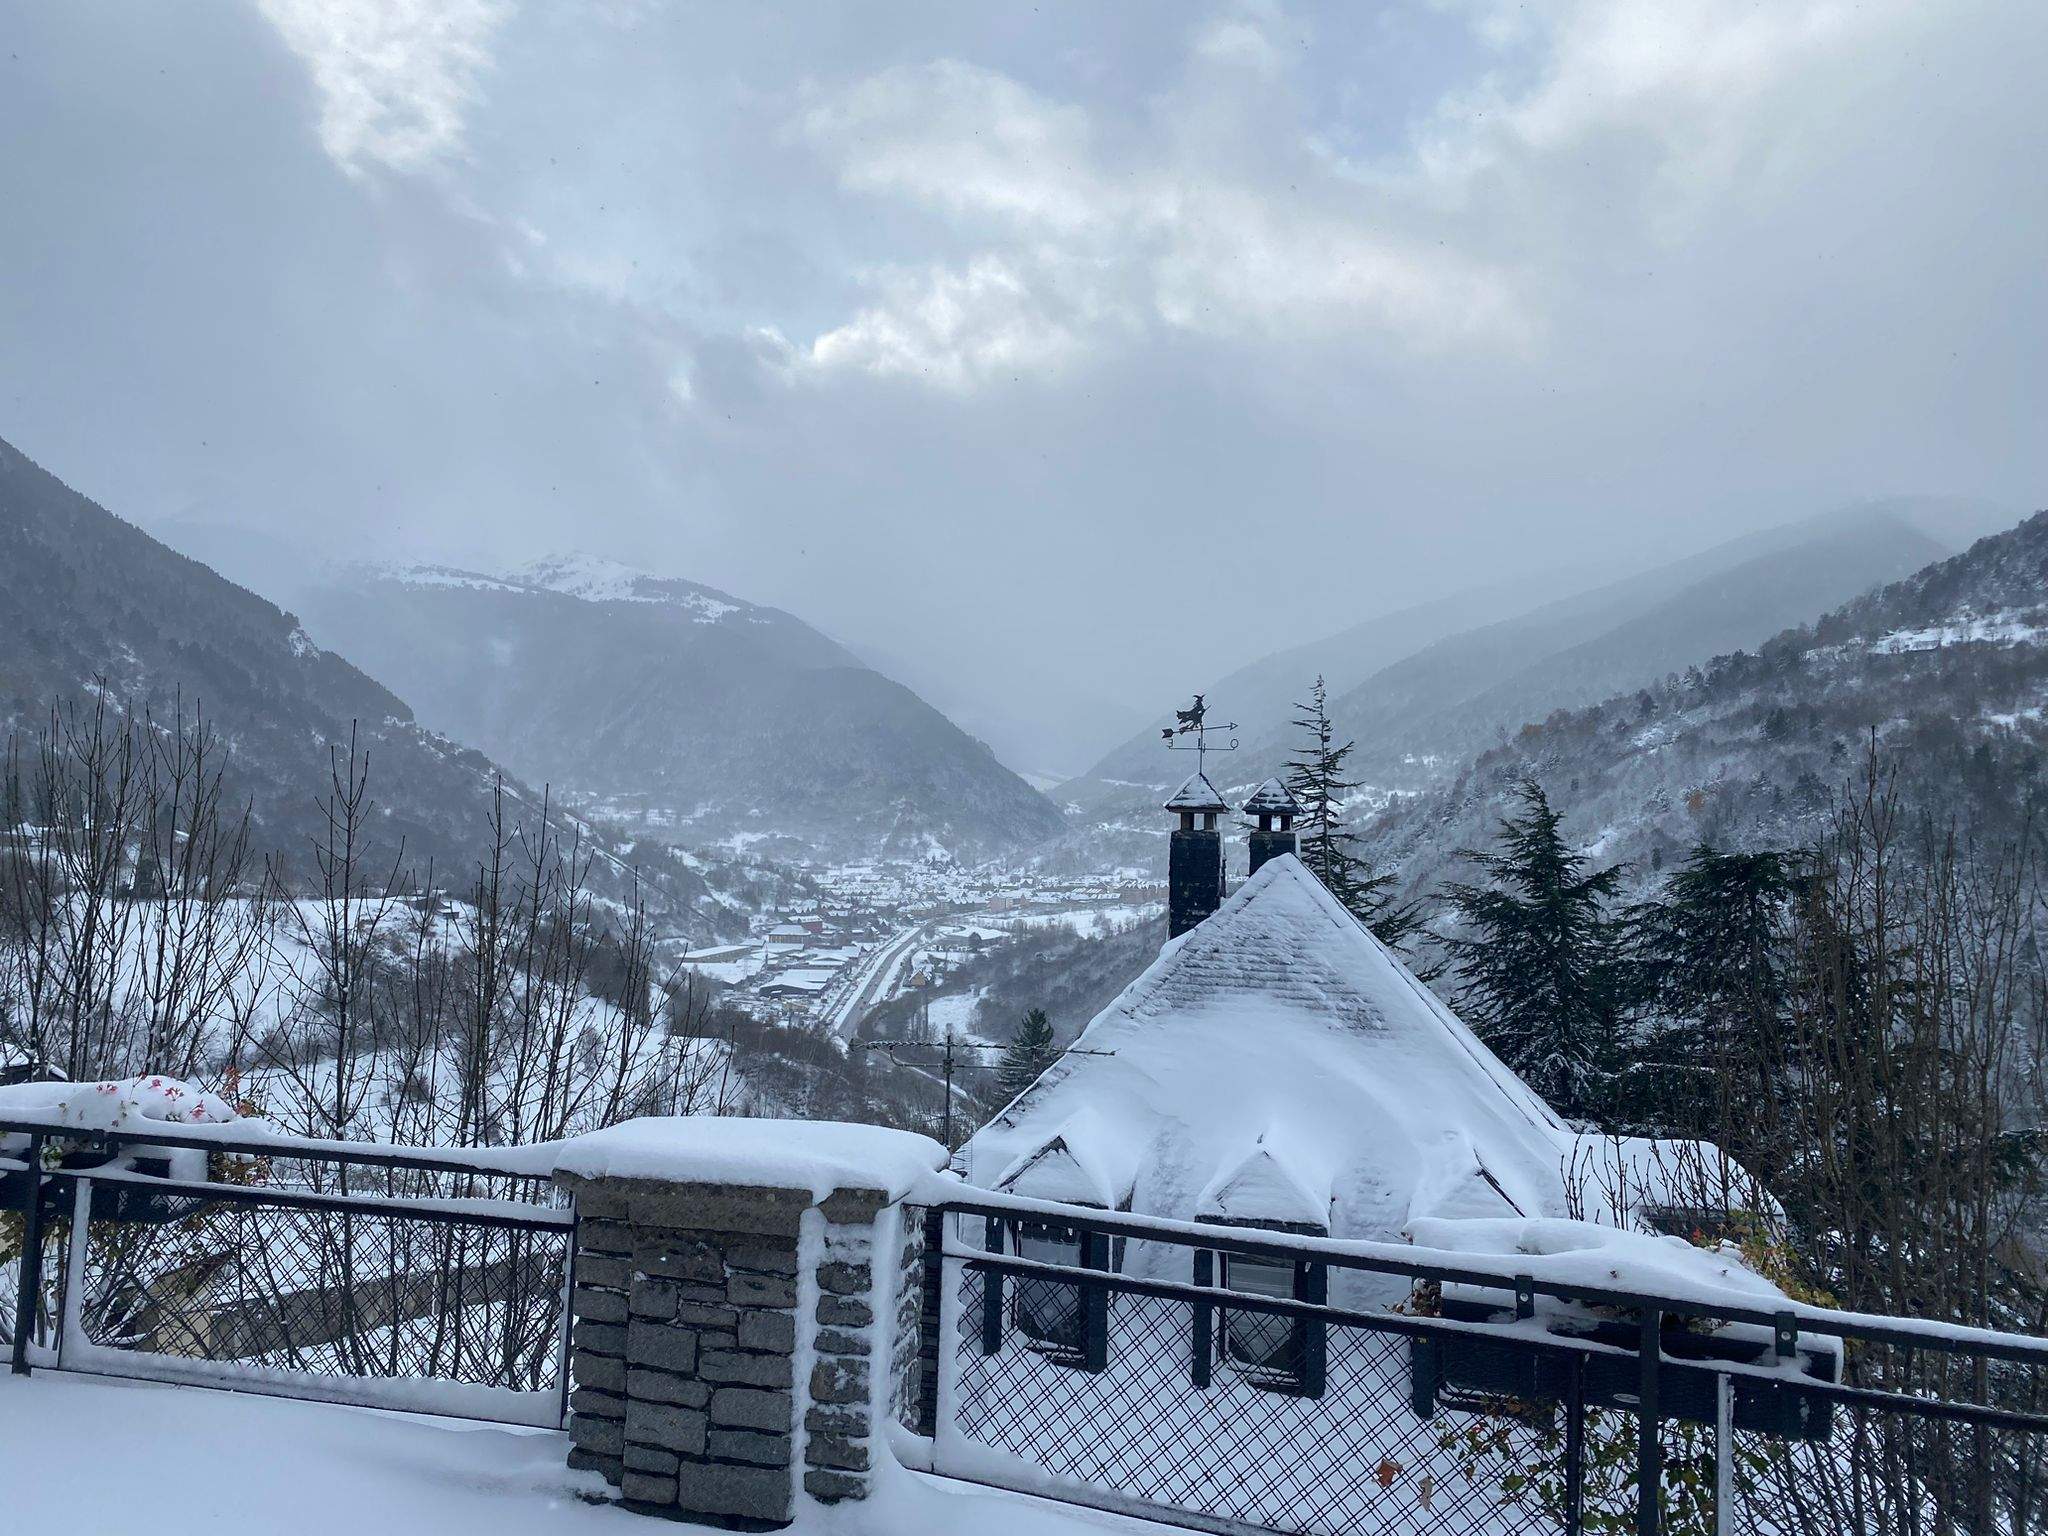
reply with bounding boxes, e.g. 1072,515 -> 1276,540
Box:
1369,503 -> 2048,911
1047,499 -> 1993,872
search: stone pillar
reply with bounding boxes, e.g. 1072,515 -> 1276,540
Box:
554,1129 -> 942,1529
558,1175 -> 810,1527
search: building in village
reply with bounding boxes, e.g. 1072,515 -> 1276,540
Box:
959,772 -> 1749,1382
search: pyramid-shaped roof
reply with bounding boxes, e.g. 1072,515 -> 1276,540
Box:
1241,776 -> 1299,817
964,855 -> 1591,1272
1164,770 -> 1230,813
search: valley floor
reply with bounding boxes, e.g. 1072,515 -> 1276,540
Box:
0,1370 -> 1164,1536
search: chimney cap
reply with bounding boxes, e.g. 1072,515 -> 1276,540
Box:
1165,770 -> 1230,814
1241,777 -> 1299,818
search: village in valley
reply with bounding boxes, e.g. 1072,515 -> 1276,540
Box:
684,862 -> 1161,1037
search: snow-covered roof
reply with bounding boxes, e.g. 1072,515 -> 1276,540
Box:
964,854 -> 1629,1264
1164,770 -> 1229,813
992,1106 -> 1137,1209
1240,777 -> 1299,817
1195,1128 -> 1331,1230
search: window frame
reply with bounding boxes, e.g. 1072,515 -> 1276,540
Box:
1213,1246 -> 1328,1397
1003,1218 -> 1113,1371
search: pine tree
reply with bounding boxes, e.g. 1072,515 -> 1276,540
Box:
1284,676 -> 1417,946
1443,778 -> 1627,1122
996,1007 -> 1059,1101
1627,845 -> 1795,1139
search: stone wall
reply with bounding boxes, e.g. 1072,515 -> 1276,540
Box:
557,1166 -> 936,1528
890,1207 -> 928,1433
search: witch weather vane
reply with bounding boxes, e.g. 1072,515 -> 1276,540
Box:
1162,693 -> 1239,784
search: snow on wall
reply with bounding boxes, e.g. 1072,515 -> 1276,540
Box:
553,1117 -> 946,1202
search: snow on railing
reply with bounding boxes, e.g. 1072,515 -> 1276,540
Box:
921,1173 -> 2048,1363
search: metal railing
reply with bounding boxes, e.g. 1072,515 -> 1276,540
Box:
915,1198 -> 2048,1536
3,1117 -> 574,1428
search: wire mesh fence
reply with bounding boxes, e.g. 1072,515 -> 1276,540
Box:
953,1262 -> 1582,1536
59,1186 -> 569,1394
928,1206 -> 2048,1536
6,1125 -> 573,1424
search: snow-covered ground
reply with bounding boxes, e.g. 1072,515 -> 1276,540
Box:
0,1372 -> 1157,1536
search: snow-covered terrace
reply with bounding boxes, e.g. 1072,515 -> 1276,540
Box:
0,1372 -> 1149,1536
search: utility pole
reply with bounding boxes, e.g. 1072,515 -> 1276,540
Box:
863,1037 -> 1112,1150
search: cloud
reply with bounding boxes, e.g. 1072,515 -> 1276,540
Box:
257,0 -> 510,176
1407,0 -> 1914,217
799,256 -> 1102,389
788,53 -> 1531,388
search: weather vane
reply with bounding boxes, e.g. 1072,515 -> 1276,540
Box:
1162,693 -> 1238,784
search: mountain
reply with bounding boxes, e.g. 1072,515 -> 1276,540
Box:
0,437 -> 754,940
284,554 -> 1065,865
1043,503 -> 1955,873
1305,502 -> 1949,786
1075,580 -> 1541,798
1367,507 -> 2048,903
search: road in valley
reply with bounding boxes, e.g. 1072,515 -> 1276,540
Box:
821,918 -> 934,1040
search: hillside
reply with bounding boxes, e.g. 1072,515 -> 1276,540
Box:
1046,503 -> 1953,874
286,555 -> 1066,865
1075,581 -> 1535,796
1367,508 -> 2048,903
0,437 -> 757,941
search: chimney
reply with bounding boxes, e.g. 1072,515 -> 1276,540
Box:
1242,778 -> 1300,876
1165,771 -> 1229,937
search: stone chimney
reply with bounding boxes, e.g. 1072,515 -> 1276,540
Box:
1165,771 -> 1229,938
1242,777 -> 1301,877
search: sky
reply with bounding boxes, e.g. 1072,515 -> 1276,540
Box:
2,0 -> 2044,774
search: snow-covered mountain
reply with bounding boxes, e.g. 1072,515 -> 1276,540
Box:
287,554 -> 1065,864
0,437 -> 759,939
1367,507 -> 2048,902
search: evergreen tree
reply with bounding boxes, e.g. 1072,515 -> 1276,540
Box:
1443,778 -> 1627,1121
1626,846 -> 1795,1139
1284,676 -> 1418,946
996,1007 -> 1059,1101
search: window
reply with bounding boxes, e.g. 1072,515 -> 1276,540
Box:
1216,1250 -> 1327,1396
1221,1254 -> 1297,1371
1013,1223 -> 1085,1354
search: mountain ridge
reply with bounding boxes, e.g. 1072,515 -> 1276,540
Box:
286,554 -> 1065,865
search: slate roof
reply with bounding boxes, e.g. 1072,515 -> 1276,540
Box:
964,855 -> 1593,1285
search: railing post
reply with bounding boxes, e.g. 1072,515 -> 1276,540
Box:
1079,1229 -> 1110,1374
979,1216 -> 1004,1356
554,1202 -> 579,1430
10,1134 -> 46,1376
1296,1262 -> 1327,1399
1191,1249 -> 1213,1389
1714,1371 -> 1733,1536
1637,1308 -> 1663,1536
1564,1351 -> 1586,1536
56,1176 -> 92,1369
917,1206 -> 945,1438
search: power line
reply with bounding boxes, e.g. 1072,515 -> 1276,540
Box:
862,1037 -> 1113,1150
